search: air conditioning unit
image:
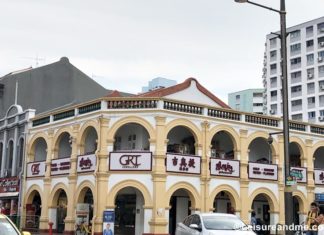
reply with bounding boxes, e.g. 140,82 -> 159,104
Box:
270,109 -> 275,114
319,116 -> 324,121
321,42 -> 324,47
308,73 -> 314,78
319,57 -> 323,62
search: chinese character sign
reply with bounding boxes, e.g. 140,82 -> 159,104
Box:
77,154 -> 96,173
166,154 -> 201,174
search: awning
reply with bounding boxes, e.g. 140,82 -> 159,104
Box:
0,192 -> 19,198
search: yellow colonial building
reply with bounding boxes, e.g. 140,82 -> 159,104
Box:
22,78 -> 324,235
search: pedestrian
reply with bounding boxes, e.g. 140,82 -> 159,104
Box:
315,207 -> 324,235
306,202 -> 319,235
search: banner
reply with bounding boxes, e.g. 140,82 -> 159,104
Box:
103,210 -> 115,235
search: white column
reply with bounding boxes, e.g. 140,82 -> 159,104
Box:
11,127 -> 19,176
1,130 -> 7,177
143,209 -> 152,234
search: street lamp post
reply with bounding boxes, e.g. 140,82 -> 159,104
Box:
235,0 -> 293,233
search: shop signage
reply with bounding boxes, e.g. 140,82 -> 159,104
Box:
314,169 -> 324,185
210,159 -> 240,177
290,167 -> 307,183
315,193 -> 324,202
248,162 -> 278,181
51,158 -> 71,176
27,161 -> 46,178
0,177 -> 19,193
109,152 -> 152,171
77,154 -> 96,173
166,153 -> 201,174
75,203 -> 90,226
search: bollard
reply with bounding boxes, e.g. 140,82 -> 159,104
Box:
48,222 -> 54,235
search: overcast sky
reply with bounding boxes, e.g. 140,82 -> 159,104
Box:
1,0 -> 324,102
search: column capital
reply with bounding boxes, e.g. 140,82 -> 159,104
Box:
155,116 -> 166,125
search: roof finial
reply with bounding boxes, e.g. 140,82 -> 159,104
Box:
15,81 -> 18,105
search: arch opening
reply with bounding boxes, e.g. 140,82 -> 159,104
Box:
289,142 -> 302,167
81,127 -> 98,155
33,138 -> 47,162
210,131 -> 235,159
113,187 -> 145,235
25,191 -> 41,229
56,133 -> 72,159
114,123 -> 150,151
213,191 -> 236,214
248,137 -> 273,163
76,187 -> 94,230
167,126 -> 196,155
169,189 -> 194,235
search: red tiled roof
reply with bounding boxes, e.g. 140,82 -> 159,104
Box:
137,77 -> 230,108
107,90 -> 122,97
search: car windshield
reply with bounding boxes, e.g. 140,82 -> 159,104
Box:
0,217 -> 19,235
202,215 -> 247,230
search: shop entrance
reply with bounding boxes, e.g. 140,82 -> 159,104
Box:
252,194 -> 271,235
169,189 -> 192,235
293,196 -> 300,225
76,187 -> 94,232
213,191 -> 235,214
56,190 -> 67,233
25,191 -> 41,229
114,187 -> 144,235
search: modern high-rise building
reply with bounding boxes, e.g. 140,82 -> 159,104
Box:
141,77 -> 177,93
228,88 -> 264,114
263,16 -> 324,124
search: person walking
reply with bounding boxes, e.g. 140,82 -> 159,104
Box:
306,202 -> 319,235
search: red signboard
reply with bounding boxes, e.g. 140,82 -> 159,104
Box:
0,177 -> 20,193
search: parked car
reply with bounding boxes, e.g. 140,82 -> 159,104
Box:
175,213 -> 256,235
0,214 -> 31,235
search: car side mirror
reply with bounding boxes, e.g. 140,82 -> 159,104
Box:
189,224 -> 202,231
22,232 -> 32,235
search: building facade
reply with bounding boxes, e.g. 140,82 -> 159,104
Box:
228,89 -> 264,114
22,78 -> 324,235
0,57 -> 116,226
263,16 -> 324,123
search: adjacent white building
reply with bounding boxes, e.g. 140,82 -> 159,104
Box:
263,16 -> 324,124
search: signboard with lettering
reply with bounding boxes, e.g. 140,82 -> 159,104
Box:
166,153 -> 201,174
51,158 -> 71,176
248,162 -> 278,181
77,154 -> 96,173
315,193 -> 324,202
0,177 -> 19,193
314,169 -> 324,185
109,152 -> 152,171
210,159 -> 240,177
290,167 -> 307,183
27,161 -> 46,178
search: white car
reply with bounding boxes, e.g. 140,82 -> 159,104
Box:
175,213 -> 256,235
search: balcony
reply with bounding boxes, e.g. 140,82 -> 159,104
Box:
291,105 -> 302,112
291,91 -> 302,98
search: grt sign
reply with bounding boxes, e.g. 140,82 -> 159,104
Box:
109,152 -> 152,171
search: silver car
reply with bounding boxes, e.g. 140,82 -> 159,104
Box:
175,213 -> 256,235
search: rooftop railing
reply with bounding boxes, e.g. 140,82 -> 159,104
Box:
30,97 -> 324,136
